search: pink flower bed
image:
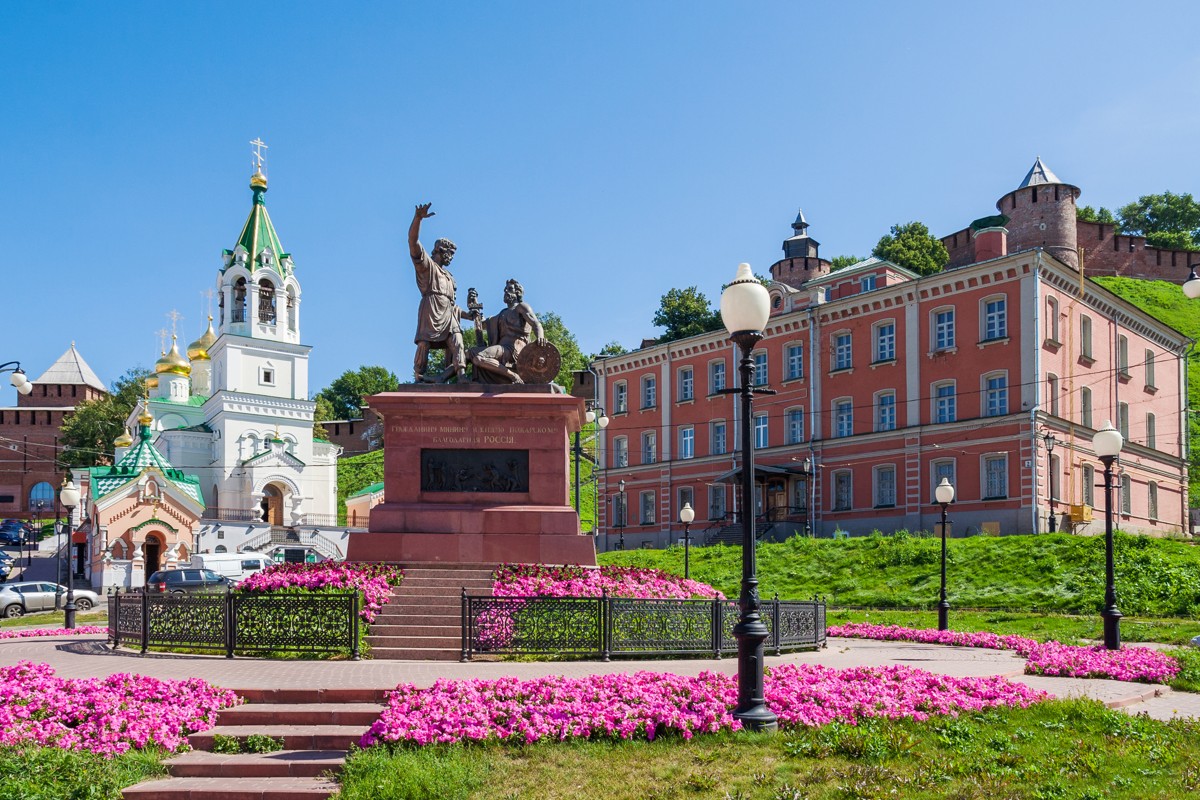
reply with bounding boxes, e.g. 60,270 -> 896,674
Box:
828,623 -> 1180,684
0,661 -> 239,756
493,564 -> 724,600
0,626 -> 107,640
238,562 -> 403,623
361,664 -> 1045,747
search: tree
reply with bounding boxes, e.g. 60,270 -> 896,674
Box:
1077,205 -> 1117,225
872,221 -> 949,276
59,368 -> 150,468
829,255 -> 862,272
540,311 -> 586,391
1118,192 -> 1200,251
652,287 -> 722,343
313,396 -> 335,440
597,341 -> 628,357
316,366 -> 400,419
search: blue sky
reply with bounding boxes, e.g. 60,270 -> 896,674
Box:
2,1 -> 1198,402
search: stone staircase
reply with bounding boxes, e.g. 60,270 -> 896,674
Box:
367,564 -> 495,660
122,688 -> 388,799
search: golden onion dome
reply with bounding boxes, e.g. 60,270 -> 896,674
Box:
138,404 -> 153,427
146,373 -> 159,390
187,316 -> 217,361
250,168 -> 268,189
155,336 -> 191,376
113,428 -> 133,448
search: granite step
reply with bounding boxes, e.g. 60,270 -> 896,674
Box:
399,574 -> 494,586
369,646 -> 460,660
123,776 -> 338,798
217,703 -> 382,727
165,750 -> 347,779
377,601 -> 460,614
189,725 -> 366,752
368,623 -> 466,637
232,688 -> 389,704
365,634 -> 460,649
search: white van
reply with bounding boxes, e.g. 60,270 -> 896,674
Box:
190,553 -> 272,585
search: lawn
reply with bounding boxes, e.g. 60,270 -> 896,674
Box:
600,532 -> 1200,618
0,747 -> 166,800
339,699 -> 1200,799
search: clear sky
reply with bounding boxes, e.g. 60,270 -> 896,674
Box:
2,1 -> 1198,403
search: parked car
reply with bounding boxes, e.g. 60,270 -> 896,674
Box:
0,521 -> 33,546
146,568 -> 231,594
189,553 -> 272,585
0,582 -> 99,618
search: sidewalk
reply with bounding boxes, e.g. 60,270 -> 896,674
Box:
2,633 -> 1197,721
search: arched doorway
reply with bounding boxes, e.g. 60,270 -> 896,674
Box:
261,484 -> 285,526
143,534 -> 164,577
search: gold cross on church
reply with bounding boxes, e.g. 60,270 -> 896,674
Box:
166,309 -> 183,337
250,137 -> 268,171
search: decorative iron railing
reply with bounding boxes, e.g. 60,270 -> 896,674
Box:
460,594 -> 824,661
201,507 -> 263,523
298,513 -> 340,527
108,591 -> 360,658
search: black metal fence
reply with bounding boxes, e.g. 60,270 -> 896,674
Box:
107,591 -> 360,659
460,594 -> 825,661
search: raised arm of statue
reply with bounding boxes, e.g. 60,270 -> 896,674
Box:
409,202 -> 435,261
518,302 -> 546,346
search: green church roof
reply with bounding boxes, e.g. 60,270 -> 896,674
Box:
222,170 -> 292,279
89,422 -> 205,507
348,481 -> 384,499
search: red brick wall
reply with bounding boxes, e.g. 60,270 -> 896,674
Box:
0,407 -> 72,515
997,185 -> 1079,268
1075,220 -> 1198,281
770,256 -> 831,290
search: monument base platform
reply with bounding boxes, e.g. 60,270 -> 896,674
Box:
346,386 -> 597,566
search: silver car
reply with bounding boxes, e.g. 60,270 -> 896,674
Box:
0,582 -> 100,618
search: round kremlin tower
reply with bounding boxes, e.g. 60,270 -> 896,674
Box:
995,157 -> 1081,269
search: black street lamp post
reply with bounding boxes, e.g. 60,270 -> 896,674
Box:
679,502 -> 694,580
616,479 -> 626,552
59,479 -> 81,629
934,477 -> 955,631
1092,421 -> 1124,650
720,262 -> 778,733
573,407 -> 608,518
1043,432 -> 1058,533
29,500 -> 47,568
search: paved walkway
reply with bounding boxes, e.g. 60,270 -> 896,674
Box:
2,633 -> 1198,722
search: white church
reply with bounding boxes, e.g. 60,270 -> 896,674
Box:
125,158 -> 346,563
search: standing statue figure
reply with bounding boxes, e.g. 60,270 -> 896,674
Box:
408,203 -> 473,382
469,279 -> 546,384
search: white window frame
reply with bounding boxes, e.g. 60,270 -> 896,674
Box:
613,436 -> 628,468
785,343 -> 804,381
981,295 -> 1007,341
932,306 -> 955,351
1146,413 -> 1156,449
678,486 -> 694,520
1080,315 -> 1093,360
1149,482 -> 1159,520
1082,464 -> 1095,507
679,426 -> 694,459
678,367 -> 694,402
259,366 -> 275,386
982,453 -> 1008,500
1145,349 -> 1156,389
1045,296 -> 1060,343
832,470 -> 852,511
874,320 -> 896,363
641,376 -> 657,409
1081,386 -> 1093,429
874,464 -> 896,508
786,408 -> 804,445
708,484 -> 726,520
833,331 -> 853,371
754,413 -> 768,449
709,360 -> 726,394
711,420 -> 727,456
640,490 -> 656,525
875,390 -> 896,432
753,351 -> 768,386
931,459 -> 956,503
641,431 -> 656,465
614,381 -> 628,414
1118,402 -> 1129,438
1121,473 -> 1131,515
834,398 -> 853,438
1118,335 -> 1130,377
933,381 -> 957,424
1047,374 -> 1060,416
983,372 -> 1008,417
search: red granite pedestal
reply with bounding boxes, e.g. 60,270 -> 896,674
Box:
346,385 -> 597,566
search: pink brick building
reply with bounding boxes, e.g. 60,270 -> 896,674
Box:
592,160 -> 1190,549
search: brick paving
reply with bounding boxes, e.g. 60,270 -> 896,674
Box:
3,633 -> 1198,721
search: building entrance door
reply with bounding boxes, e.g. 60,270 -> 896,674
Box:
262,485 -> 285,526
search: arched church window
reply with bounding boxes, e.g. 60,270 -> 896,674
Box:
112,540 -> 125,559
287,288 -> 297,332
219,289 -> 225,325
258,279 -> 276,324
233,278 -> 247,323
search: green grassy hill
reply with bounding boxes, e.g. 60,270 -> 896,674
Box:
600,532 -> 1200,617
1095,277 -> 1200,498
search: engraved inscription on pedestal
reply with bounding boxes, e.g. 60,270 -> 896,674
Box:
421,449 -> 529,493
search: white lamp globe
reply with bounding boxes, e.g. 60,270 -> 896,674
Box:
1092,421 -> 1124,458
585,410 -> 596,424
1184,266 -> 1200,300
934,477 -> 955,505
720,263 -> 770,335
9,369 -> 32,395
679,502 -> 695,524
60,479 -> 81,509
597,414 -> 609,429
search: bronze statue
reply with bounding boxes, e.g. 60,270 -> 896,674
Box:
408,203 -> 474,382
468,279 -> 546,384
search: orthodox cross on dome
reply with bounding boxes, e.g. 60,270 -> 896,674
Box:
155,328 -> 169,354
250,137 -> 269,171
166,309 -> 183,337
201,288 -> 215,319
